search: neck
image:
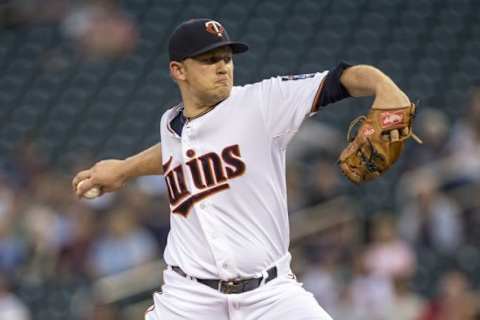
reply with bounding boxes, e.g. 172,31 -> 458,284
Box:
183,102 -> 215,119
181,92 -> 223,119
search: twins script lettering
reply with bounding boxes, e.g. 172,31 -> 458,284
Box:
162,144 -> 246,216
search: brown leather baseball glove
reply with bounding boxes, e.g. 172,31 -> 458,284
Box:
338,103 -> 422,183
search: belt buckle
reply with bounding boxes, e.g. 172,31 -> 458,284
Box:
218,279 -> 243,294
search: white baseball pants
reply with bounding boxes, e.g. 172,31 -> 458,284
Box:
145,254 -> 333,320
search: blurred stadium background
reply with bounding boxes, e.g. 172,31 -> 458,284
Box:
1,0 -> 480,319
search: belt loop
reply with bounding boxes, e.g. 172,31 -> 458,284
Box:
260,269 -> 268,286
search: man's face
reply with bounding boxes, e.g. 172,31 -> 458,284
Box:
175,46 -> 234,105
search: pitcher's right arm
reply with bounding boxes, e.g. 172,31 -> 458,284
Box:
73,143 -> 163,198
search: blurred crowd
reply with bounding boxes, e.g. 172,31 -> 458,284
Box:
0,147 -> 171,320
0,0 -> 480,319
0,80 -> 169,318
0,0 -> 137,59
296,84 -> 480,320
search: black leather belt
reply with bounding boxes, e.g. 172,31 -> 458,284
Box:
170,265 -> 278,294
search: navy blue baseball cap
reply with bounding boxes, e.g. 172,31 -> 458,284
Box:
168,18 -> 249,61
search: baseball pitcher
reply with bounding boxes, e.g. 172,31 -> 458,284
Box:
73,18 -> 419,320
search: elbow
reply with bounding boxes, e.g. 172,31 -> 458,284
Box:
340,65 -> 393,97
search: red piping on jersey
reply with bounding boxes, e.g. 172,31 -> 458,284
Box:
311,77 -> 326,113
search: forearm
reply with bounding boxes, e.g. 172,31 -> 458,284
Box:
340,65 -> 410,109
123,143 -> 163,178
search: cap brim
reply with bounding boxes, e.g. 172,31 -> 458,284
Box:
188,41 -> 249,59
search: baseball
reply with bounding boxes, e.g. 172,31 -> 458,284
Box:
77,180 -> 101,199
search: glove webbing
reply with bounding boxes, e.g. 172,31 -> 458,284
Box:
359,138 -> 383,174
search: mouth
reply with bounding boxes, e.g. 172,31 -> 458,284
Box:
216,81 -> 230,88
216,77 -> 229,83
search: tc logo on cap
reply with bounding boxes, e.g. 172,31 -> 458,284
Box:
205,20 -> 224,37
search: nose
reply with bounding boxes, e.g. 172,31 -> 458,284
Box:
216,60 -> 228,74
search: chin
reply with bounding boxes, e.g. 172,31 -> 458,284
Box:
216,87 -> 232,100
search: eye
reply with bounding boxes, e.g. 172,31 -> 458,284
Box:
199,56 -> 232,65
209,56 -> 221,64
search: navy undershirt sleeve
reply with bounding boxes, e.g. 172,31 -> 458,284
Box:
316,61 -> 353,108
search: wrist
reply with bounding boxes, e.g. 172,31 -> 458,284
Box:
121,157 -> 137,181
373,82 -> 410,109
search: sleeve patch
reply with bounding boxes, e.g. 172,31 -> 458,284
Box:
281,73 -> 316,81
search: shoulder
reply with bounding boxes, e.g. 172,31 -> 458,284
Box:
160,103 -> 182,123
241,72 -> 328,89
235,76 -> 284,89
231,76 -> 282,95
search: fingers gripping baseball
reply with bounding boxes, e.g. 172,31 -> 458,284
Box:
76,179 -> 101,199
72,159 -> 128,199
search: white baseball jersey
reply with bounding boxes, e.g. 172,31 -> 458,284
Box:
159,71 -> 327,281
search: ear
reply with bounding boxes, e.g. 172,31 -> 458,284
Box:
169,61 -> 186,81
